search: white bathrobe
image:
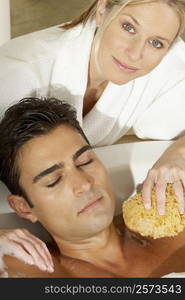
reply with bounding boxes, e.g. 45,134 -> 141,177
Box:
0,21 -> 185,146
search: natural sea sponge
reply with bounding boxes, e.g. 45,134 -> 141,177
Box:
122,184 -> 185,239
181,213 -> 185,227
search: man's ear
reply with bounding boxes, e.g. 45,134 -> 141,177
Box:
96,0 -> 108,27
8,194 -> 38,223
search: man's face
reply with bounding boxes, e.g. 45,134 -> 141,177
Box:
17,125 -> 116,241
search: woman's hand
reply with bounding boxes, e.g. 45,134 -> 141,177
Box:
0,228 -> 54,273
142,137 -> 185,215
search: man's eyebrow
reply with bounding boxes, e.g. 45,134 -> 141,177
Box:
73,145 -> 92,161
121,13 -> 170,44
33,163 -> 64,184
32,145 -> 92,184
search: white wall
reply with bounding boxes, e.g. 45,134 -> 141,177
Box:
0,0 -> 11,45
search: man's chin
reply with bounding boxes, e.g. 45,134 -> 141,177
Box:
84,212 -> 114,236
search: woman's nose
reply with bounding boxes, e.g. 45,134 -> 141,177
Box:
72,169 -> 94,196
126,38 -> 145,62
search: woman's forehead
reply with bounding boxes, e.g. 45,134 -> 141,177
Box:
112,2 -> 180,39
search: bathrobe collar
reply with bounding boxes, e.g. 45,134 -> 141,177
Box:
51,20 -> 96,126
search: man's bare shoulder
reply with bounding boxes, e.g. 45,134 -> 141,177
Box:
1,243 -> 110,278
2,255 -> 48,278
1,243 -> 68,278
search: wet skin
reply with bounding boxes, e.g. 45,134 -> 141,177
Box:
4,216 -> 185,278
4,125 -> 185,278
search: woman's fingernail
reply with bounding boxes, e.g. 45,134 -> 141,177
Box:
158,208 -> 165,215
180,208 -> 184,214
41,265 -> 47,272
48,266 -> 54,273
26,259 -> 34,265
145,203 -> 151,209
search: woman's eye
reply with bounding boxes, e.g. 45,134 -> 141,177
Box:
122,23 -> 135,33
77,159 -> 94,167
47,176 -> 62,188
149,39 -> 163,49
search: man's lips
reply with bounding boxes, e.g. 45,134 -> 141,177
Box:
78,197 -> 103,215
112,57 -> 139,73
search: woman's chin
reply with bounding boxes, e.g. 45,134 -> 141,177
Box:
109,73 -> 139,85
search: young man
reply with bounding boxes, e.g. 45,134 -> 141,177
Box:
0,97 -> 185,278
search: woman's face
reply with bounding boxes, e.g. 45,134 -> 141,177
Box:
92,2 -> 180,85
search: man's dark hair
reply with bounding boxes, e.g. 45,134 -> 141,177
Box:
0,97 -> 89,207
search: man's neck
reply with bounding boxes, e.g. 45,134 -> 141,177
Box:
54,223 -> 126,271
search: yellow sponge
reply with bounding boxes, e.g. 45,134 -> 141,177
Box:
122,184 -> 185,239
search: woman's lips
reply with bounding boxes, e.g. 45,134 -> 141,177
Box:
113,57 -> 139,73
78,197 -> 102,215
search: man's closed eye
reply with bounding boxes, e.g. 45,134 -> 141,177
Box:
47,176 -> 63,188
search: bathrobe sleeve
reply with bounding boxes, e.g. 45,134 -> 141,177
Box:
0,55 -> 41,111
132,76 -> 185,140
132,38 -> 185,140
0,27 -> 63,114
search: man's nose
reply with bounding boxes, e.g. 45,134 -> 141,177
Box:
72,169 -> 94,196
126,38 -> 145,61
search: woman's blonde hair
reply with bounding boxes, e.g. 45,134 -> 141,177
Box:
62,0 -> 185,37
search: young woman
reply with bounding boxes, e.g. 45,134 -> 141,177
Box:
0,0 -> 185,272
